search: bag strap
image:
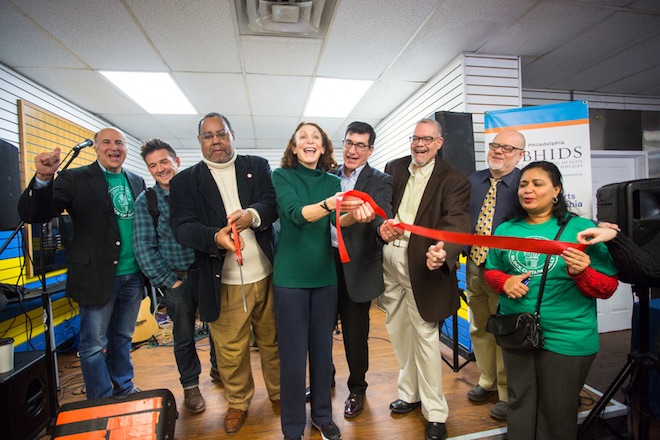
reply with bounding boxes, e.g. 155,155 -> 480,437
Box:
145,187 -> 160,230
534,214 -> 574,316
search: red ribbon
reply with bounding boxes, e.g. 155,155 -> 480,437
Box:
336,190 -> 587,263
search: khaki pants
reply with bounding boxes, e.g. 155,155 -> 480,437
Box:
379,244 -> 449,423
465,259 -> 507,401
208,274 -> 280,411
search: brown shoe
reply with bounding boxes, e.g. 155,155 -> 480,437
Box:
224,408 -> 247,434
183,386 -> 206,414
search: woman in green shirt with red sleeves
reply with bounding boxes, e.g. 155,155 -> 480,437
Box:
485,161 -> 618,440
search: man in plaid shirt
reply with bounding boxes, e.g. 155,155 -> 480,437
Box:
132,139 -> 211,414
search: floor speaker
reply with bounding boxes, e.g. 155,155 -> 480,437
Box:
433,111 -> 476,177
0,351 -> 53,440
0,140 -> 21,231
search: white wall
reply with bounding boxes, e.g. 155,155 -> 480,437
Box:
371,53 -> 522,171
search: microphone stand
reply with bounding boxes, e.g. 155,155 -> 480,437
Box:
7,144 -> 85,434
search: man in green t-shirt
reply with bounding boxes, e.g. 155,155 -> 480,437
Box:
19,127 -> 146,399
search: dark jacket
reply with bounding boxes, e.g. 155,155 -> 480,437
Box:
169,156 -> 277,322
385,154 -> 471,322
18,162 -> 145,306
337,164 -> 393,303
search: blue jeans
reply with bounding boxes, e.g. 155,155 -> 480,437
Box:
78,272 -> 144,399
162,276 -> 201,388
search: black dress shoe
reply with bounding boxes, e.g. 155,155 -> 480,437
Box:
389,399 -> 421,414
426,422 -> 447,440
344,392 -> 365,418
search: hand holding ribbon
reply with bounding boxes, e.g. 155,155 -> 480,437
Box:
335,190 -> 587,264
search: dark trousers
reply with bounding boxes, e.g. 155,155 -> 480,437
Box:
334,249 -> 371,395
274,284 -> 338,439
503,347 -> 595,440
162,276 -> 201,389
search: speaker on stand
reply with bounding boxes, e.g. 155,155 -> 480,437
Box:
0,140 -> 21,231
433,111 -> 476,177
0,351 -> 53,440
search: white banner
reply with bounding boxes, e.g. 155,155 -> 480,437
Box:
484,101 -> 592,217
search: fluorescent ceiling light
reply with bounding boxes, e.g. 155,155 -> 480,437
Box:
304,78 -> 373,118
100,71 -> 196,115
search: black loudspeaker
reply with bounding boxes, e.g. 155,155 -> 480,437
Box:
0,351 -> 53,440
0,140 -> 21,231
596,178 -> 660,247
433,111 -> 476,176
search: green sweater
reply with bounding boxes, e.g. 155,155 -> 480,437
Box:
486,215 -> 617,356
272,165 -> 341,288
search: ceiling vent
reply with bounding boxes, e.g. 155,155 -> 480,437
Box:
235,0 -> 337,38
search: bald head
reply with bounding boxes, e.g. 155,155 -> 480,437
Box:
487,130 -> 525,178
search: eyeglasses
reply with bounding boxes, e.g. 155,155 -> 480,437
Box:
409,136 -> 439,145
343,139 -> 371,152
201,131 -> 230,142
489,142 -> 524,153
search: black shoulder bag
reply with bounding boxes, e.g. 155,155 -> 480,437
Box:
485,217 -> 572,350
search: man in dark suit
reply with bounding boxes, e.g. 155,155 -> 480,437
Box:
331,121 -> 392,418
169,113 -> 279,435
18,127 -> 146,399
464,129 -> 525,421
378,118 -> 471,440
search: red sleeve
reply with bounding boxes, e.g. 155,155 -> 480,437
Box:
569,266 -> 619,299
484,269 -> 510,294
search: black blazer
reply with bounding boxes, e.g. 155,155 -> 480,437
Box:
18,162 -> 145,306
169,156 -> 277,322
338,164 -> 393,303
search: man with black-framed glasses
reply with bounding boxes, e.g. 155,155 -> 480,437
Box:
465,129 -> 525,421
330,121 -> 392,419
378,118 -> 471,440
169,112 -> 280,435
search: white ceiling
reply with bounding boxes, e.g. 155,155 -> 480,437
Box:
1,0 -> 660,151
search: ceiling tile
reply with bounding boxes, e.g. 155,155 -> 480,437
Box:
523,12 -> 660,89
13,0 -> 165,70
246,74 -> 311,117
554,35 -> 660,92
241,35 -> 323,75
99,114 -> 174,142
253,115 -> 301,139
350,81 -> 423,119
598,64 -> 660,95
0,2 -> 84,69
151,115 -> 202,139
16,67 -> 146,114
317,0 -> 438,80
479,2 -> 612,56
173,72 -> 250,115
126,0 -> 242,72
382,0 -> 525,82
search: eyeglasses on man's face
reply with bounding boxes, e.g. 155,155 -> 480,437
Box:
201,131 -> 230,142
343,139 -> 371,152
409,136 -> 439,145
489,142 -> 523,153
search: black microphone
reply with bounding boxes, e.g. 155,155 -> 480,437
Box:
73,139 -> 93,151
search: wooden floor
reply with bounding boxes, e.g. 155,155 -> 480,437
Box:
50,304 -> 639,440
